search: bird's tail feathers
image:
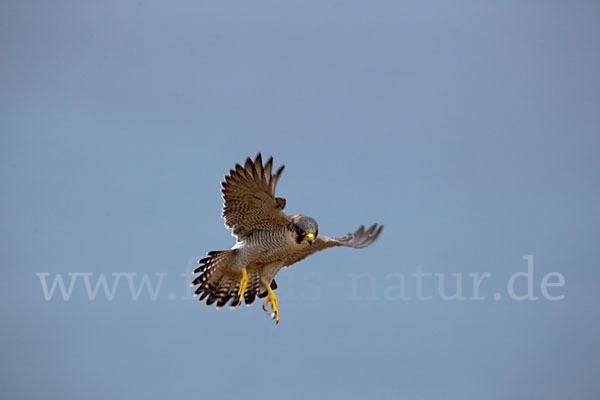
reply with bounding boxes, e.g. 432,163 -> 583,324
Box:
191,250 -> 277,310
192,250 -> 237,308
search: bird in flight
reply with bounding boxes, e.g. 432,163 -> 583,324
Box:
191,153 -> 383,323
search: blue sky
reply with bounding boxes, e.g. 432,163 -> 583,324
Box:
2,1 -> 599,399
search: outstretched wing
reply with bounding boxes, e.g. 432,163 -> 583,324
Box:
283,224 -> 383,267
221,153 -> 290,238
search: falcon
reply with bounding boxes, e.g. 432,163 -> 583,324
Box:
191,153 -> 383,323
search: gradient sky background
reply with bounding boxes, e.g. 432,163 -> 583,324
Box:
2,1 -> 599,399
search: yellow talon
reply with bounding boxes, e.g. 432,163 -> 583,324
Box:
237,268 -> 248,303
262,284 -> 279,324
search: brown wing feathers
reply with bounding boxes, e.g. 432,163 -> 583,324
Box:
335,223 -> 384,248
221,153 -> 287,238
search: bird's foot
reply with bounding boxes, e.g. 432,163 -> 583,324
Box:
237,268 -> 248,304
262,285 -> 279,324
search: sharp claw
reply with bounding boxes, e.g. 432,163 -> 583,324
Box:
263,300 -> 271,314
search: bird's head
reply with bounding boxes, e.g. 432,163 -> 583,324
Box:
291,215 -> 319,245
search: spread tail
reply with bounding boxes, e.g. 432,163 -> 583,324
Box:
191,250 -> 277,309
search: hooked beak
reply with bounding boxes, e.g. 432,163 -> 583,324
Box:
306,233 -> 315,245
